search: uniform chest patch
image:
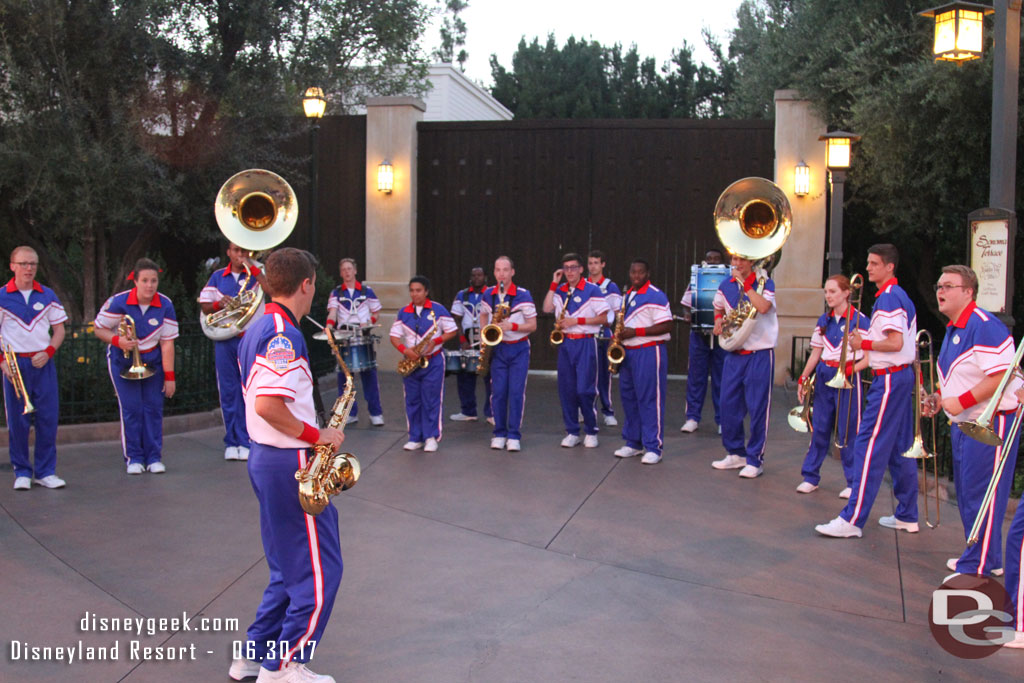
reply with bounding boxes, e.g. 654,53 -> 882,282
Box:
32,302 -> 44,311
148,318 -> 159,326
630,300 -> 637,307
266,334 -> 296,369
573,296 -> 581,303
953,335 -> 960,345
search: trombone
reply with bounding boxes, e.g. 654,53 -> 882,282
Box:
1,340 -> 35,414
901,329 -> 939,528
828,274 -> 864,449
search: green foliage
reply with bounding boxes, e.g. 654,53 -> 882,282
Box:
433,0 -> 469,69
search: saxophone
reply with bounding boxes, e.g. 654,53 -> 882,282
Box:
478,283 -> 509,376
397,311 -> 439,377
606,296 -> 627,374
549,302 -> 568,346
295,326 -> 361,516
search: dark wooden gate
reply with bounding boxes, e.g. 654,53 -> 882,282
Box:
416,119 -> 775,373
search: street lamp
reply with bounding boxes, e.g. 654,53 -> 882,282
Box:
818,131 -> 861,276
919,2 -> 994,62
303,87 -> 326,255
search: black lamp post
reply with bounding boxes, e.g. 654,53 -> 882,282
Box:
302,86 -> 326,255
819,131 -> 861,276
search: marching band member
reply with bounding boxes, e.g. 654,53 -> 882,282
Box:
232,248 -> 344,683
449,266 -> 492,423
94,259 -> 178,475
587,250 -> 622,426
680,248 -> 727,434
922,265 -> 1020,576
794,274 -> 869,496
544,252 -> 610,449
816,244 -> 918,538
326,258 -> 384,426
1004,386 -> 1024,649
710,252 -> 778,479
389,276 -> 458,452
199,242 -> 268,461
0,246 -> 67,490
479,256 -> 537,452
612,259 -> 672,464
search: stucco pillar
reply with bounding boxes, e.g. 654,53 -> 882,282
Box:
365,96 -> 425,368
773,90 -> 828,384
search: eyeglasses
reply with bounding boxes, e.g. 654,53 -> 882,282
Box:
563,265 -> 583,271
933,283 -> 965,292
12,261 -> 38,267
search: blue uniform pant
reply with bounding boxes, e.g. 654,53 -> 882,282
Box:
402,356 -> 445,442
456,369 -> 491,418
619,344 -> 667,455
950,415 -> 1021,575
337,367 -> 382,418
108,349 -> 165,466
558,337 -> 599,436
3,356 -> 59,479
840,366 -> 918,528
1005,490 -> 1024,631
595,338 -> 615,417
800,363 -> 862,486
489,341 -> 530,440
216,336 -> 249,448
246,444 -> 342,671
685,330 -> 725,425
720,349 -> 774,467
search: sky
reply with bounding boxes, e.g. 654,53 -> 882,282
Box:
432,0 -> 748,87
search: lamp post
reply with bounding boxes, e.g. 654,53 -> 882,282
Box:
303,86 -> 326,255
920,1 -> 1020,323
819,131 -> 861,276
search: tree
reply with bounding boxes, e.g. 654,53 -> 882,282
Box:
432,0 -> 469,70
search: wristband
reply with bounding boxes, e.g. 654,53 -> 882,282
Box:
798,375 -> 807,386
326,320 -> 335,328
299,422 -> 320,445
112,335 -> 121,349
743,273 -> 756,292
860,340 -> 873,351
164,371 -> 175,381
212,300 -> 222,312
249,266 -> 261,276
635,327 -> 646,337
460,334 -> 467,344
45,346 -> 56,359
434,337 -> 443,346
397,344 -> 406,353
549,281 -> 559,291
714,313 -> 723,320
958,390 -> 979,410
511,322 -> 519,332
577,317 -> 587,325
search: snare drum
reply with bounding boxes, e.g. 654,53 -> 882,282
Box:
443,349 -> 481,375
690,264 -> 731,330
339,335 -> 378,372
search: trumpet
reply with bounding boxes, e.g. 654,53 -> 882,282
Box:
787,372 -> 815,433
1,340 -> 35,414
118,315 -> 156,381
901,329 -> 939,528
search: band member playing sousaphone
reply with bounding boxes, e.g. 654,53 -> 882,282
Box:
449,266 -> 492,423
794,274 -> 870,497
199,242 -> 270,461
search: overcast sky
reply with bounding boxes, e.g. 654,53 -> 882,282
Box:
434,0 -> 748,87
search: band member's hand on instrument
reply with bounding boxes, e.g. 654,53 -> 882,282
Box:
460,336 -> 471,350
712,313 -> 724,336
1016,387 -> 1024,403
921,392 -> 941,418
402,347 -> 421,362
0,358 -> 11,381
116,335 -> 139,352
163,379 -> 177,398
849,330 -> 863,351
681,310 -> 692,323
317,427 -> 345,454
797,377 -> 808,404
620,326 -> 638,341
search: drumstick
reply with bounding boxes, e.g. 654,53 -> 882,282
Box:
304,316 -> 327,330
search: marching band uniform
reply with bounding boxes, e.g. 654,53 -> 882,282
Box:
327,281 -> 383,424
798,307 -> 869,489
553,279 -> 610,442
390,300 -> 458,448
238,302 -> 342,674
480,283 -> 536,446
450,285 -> 491,421
681,282 -> 726,432
1,278 -> 67,488
938,301 -> 1021,575
589,274 -> 622,424
617,281 -> 671,464
95,287 -> 179,470
199,264 -> 260,457
713,272 -> 777,476
1006,404 -> 1024,646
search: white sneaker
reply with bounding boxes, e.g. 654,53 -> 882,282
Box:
815,516 -> 862,538
878,515 -> 919,533
738,465 -> 763,478
718,425 -> 722,435
237,446 -> 250,461
225,446 -> 240,460
641,451 -> 662,465
490,437 -> 507,449
126,463 -> 145,475
711,454 -> 746,470
147,462 -> 166,473
13,476 -> 31,490
561,434 -> 581,448
229,657 -> 262,680
839,487 -> 852,499
424,438 -> 439,452
345,414 -> 358,425
33,474 -> 66,488
506,439 -> 521,452
402,441 -> 423,451
796,481 -> 818,494
944,557 -> 1001,575
369,414 -> 384,426
1003,630 -> 1024,649
450,413 -> 478,421
614,446 -> 642,458
583,434 -> 599,448
603,414 -> 618,426
255,661 -> 336,682
680,419 -> 699,433
486,417 -> 495,425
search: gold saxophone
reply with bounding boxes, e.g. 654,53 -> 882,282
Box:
2,339 -> 35,414
397,311 -> 439,377
606,296 -> 627,374
549,302 -> 568,346
295,326 -> 361,516
478,283 -> 509,376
